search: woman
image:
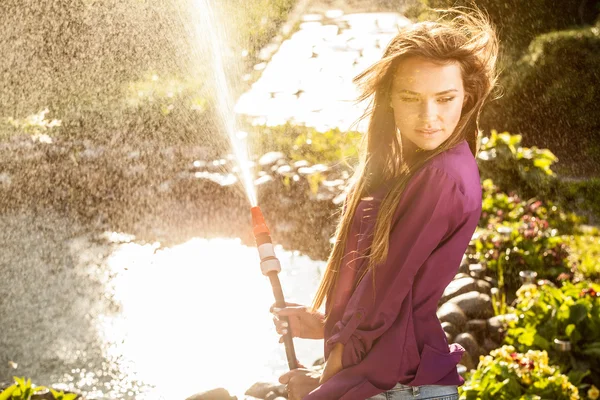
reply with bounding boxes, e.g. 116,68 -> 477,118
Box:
272,6 -> 499,400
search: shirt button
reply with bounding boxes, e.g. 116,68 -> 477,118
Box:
356,311 -> 363,320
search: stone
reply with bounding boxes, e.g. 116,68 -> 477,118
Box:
185,388 -> 236,400
440,277 -> 476,304
441,321 -> 459,342
454,333 -> 480,363
436,302 -> 467,331
259,152 -> 286,166
244,382 -> 278,399
487,314 -> 515,344
475,279 -> 492,295
453,272 -> 470,280
458,260 -> 469,274
447,291 -> 494,319
465,319 -> 487,345
445,331 -> 452,344
482,337 -> 501,354
483,275 -> 498,287
459,350 -> 476,371
469,263 -> 486,278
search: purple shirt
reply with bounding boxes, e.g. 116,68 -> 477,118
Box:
304,140 -> 482,400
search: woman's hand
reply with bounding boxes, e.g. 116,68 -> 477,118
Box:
270,302 -> 325,342
278,365 -> 321,400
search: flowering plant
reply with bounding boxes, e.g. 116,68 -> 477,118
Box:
504,281 -> 600,393
468,219 -> 571,291
459,345 -> 580,399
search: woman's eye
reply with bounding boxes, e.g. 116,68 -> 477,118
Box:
439,97 -> 456,103
399,97 -> 419,102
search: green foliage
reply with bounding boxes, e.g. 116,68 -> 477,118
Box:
224,0 -> 296,56
1,109 -> 61,140
480,178 -> 584,235
0,377 -> 45,400
564,234 -> 600,281
459,345 -> 580,400
49,389 -> 77,400
483,26 -> 600,177
477,130 -> 558,199
247,122 -> 361,165
0,378 -> 78,400
556,178 -> 600,226
468,218 -> 572,292
504,281 -> 600,390
408,0 -> 599,55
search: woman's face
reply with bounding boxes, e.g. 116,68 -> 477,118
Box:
390,55 -> 466,152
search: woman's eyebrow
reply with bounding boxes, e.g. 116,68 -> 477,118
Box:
397,89 -> 458,95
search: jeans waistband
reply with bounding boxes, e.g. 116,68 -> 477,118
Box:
387,382 -> 458,396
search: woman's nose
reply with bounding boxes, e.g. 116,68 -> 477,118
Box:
418,100 -> 439,123
419,101 -> 437,120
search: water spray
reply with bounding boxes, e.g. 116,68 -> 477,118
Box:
251,206 -> 298,370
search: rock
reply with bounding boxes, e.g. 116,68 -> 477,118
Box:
487,314 -> 515,344
468,263 -> 486,278
436,302 -> 467,331
0,172 -> 11,188
445,331 -> 452,343
440,277 -> 476,304
454,333 -> 480,367
482,337 -> 501,354
465,319 -> 487,345
453,272 -> 470,280
259,152 -> 286,166
185,388 -> 236,400
483,275 -> 498,287
441,321 -> 459,342
458,260 -> 469,274
293,160 -> 310,168
265,391 -> 284,400
245,382 -> 286,399
475,279 -> 492,295
276,165 -> 293,175
459,350 -> 476,371
255,175 -> 274,186
447,291 -> 494,319
311,164 -> 328,173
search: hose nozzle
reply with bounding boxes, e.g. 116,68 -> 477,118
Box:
251,206 -> 270,237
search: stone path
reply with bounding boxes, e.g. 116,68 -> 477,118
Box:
235,0 -> 413,132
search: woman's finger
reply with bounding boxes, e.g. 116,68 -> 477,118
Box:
273,306 -> 305,317
270,302 -> 301,314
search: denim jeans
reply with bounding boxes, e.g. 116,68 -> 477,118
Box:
366,382 -> 459,400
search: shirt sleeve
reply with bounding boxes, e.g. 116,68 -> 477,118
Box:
324,164 -> 466,369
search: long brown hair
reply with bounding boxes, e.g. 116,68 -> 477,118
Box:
310,5 -> 499,320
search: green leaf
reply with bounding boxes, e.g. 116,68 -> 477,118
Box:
0,385 -> 17,400
569,303 -> 588,324
565,323 -> 576,337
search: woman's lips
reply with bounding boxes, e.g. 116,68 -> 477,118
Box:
417,129 -> 440,136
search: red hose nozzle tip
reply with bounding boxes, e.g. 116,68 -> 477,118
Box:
251,206 -> 270,237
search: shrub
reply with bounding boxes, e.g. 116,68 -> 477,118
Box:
480,178 -> 584,235
504,281 -> 600,391
468,220 -> 572,292
482,26 -> 600,177
477,130 -> 558,200
408,0 -> 599,55
459,345 -> 580,400
245,122 -> 361,166
564,233 -> 600,281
